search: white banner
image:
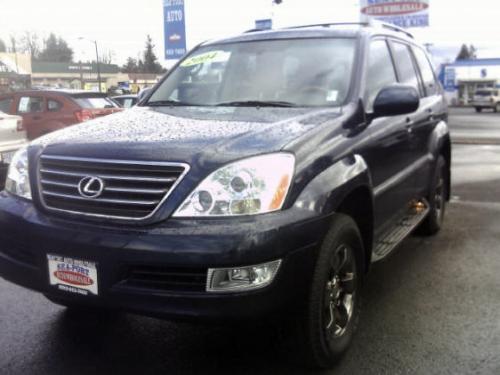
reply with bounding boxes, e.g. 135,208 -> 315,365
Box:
360,0 -> 430,28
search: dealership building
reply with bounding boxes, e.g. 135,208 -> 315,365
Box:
438,58 -> 500,106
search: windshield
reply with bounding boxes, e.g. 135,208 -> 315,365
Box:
148,38 -> 356,107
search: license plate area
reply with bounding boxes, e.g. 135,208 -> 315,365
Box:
47,254 -> 99,296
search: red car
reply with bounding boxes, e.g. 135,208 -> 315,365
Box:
0,90 -> 122,140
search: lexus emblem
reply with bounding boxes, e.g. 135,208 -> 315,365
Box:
78,176 -> 105,199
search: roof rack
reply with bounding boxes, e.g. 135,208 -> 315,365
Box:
282,20 -> 414,39
284,22 -> 370,30
369,20 -> 414,39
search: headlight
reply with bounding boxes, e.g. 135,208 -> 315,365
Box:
174,153 -> 295,217
5,146 -> 32,200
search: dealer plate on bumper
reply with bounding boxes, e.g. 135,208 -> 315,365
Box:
47,254 -> 98,296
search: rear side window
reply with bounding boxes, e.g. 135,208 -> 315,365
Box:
18,96 -> 44,113
365,39 -> 398,111
0,97 -> 13,113
475,90 -> 493,96
413,47 -> 438,96
391,42 -> 421,94
72,97 -> 117,109
122,98 -> 135,108
48,99 -> 63,112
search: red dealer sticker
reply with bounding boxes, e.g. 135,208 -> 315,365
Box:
53,270 -> 94,287
361,1 -> 428,16
48,254 -> 99,295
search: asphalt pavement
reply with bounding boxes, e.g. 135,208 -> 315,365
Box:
449,106 -> 500,144
1,110 -> 500,375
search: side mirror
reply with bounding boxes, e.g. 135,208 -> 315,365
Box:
373,85 -> 420,118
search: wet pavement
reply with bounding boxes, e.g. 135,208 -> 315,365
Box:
449,107 -> 500,144
1,117 -> 500,374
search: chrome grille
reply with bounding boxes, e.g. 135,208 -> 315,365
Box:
38,155 -> 189,220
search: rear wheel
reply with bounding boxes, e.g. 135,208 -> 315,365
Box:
418,155 -> 447,235
475,107 -> 482,113
290,214 -> 364,369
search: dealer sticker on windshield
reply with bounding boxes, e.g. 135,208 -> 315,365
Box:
47,254 -> 98,296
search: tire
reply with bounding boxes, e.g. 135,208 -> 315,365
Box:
418,155 -> 447,235
495,103 -> 500,113
475,107 -> 482,113
289,214 -> 364,369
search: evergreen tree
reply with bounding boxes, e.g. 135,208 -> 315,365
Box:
121,57 -> 139,73
456,44 -> 477,61
38,33 -> 74,62
141,35 -> 164,74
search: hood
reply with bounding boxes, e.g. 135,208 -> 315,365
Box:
33,106 -> 342,165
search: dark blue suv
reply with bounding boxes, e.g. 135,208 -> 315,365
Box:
0,22 -> 450,368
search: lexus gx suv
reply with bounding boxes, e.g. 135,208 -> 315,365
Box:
0,22 -> 450,368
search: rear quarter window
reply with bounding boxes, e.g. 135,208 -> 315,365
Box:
72,97 -> 118,109
391,42 -> 422,95
48,99 -> 63,112
413,46 -> 439,96
0,97 -> 13,114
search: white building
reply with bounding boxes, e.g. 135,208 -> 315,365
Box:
439,58 -> 500,106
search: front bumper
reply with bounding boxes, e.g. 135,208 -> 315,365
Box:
0,192 -> 331,320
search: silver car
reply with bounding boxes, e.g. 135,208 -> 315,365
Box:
0,111 -> 27,188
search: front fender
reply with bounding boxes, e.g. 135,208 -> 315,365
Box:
293,154 -> 373,216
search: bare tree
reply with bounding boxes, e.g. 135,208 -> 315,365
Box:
19,31 -> 41,59
100,49 -> 116,65
9,35 -> 18,53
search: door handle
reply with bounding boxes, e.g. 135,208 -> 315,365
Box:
33,116 -> 41,120
426,108 -> 434,121
405,117 -> 413,134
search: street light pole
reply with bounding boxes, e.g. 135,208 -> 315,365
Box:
79,37 -> 102,93
93,40 -> 102,93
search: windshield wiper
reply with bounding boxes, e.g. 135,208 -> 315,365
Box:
146,100 -> 199,107
215,100 -> 298,108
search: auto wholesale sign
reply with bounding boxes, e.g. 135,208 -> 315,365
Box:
164,0 -> 187,59
360,0 -> 429,28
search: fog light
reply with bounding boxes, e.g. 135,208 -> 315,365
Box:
207,260 -> 281,292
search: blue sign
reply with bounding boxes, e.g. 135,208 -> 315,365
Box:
255,19 -> 273,30
443,67 -> 456,92
164,0 -> 187,60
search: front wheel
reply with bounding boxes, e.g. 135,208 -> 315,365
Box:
475,107 -> 482,113
495,103 -> 500,113
290,214 -> 364,368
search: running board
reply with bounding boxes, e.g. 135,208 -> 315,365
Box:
372,199 -> 430,261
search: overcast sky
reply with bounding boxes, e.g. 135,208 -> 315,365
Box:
1,0 -> 500,67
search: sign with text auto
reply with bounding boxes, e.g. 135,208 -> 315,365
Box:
360,0 -> 429,28
164,0 -> 187,60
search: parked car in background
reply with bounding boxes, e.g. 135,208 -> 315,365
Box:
473,89 -> 500,112
112,94 -> 139,108
0,111 -> 27,189
137,87 -> 152,102
0,90 -> 122,140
